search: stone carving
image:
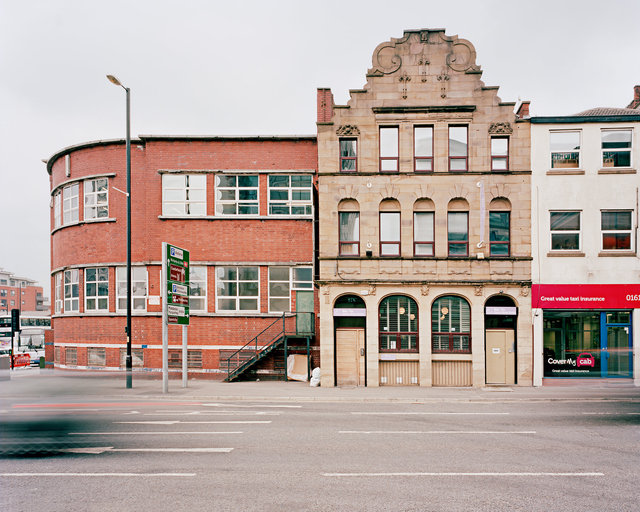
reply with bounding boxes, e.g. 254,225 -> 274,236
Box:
421,284 -> 430,296
488,122 -> 513,135
418,54 -> 430,82
449,269 -> 471,275
323,286 -> 330,304
381,268 -> 401,275
437,69 -> 450,98
449,184 -> 469,200
336,125 -> 360,136
414,184 -> 434,200
475,285 -> 484,296
338,185 -> 359,201
368,33 -> 411,76
440,34 -> 481,73
520,286 -> 530,297
489,184 -> 511,200
368,284 -> 377,296
380,184 -> 400,200
399,72 -> 411,99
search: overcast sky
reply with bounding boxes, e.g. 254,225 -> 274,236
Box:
1,0 -> 638,296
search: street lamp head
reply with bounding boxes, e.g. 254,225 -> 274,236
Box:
106,74 -> 123,87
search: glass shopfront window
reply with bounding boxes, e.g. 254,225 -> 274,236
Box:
543,310 -> 632,378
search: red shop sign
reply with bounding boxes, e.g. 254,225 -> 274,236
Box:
532,284 -> 640,309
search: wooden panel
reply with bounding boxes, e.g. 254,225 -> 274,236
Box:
379,361 -> 419,386
336,328 -> 363,386
432,360 -> 472,387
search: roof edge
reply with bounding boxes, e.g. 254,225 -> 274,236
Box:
530,115 -> 640,124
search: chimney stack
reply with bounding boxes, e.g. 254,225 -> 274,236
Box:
516,101 -> 530,119
317,88 -> 334,123
626,85 -> 640,109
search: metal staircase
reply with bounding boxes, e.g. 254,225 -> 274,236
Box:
224,312 -> 315,382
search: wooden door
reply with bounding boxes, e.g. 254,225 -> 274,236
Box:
336,328 -> 365,386
486,329 -> 515,385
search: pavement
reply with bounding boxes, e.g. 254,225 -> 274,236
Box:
6,368 -> 639,403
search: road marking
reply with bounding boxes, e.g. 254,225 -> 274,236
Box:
115,421 -> 271,425
323,472 -> 604,477
351,412 -> 510,416
339,430 -> 536,435
13,402 -> 199,409
62,446 -> 234,454
581,412 -> 640,415
70,431 -> 243,435
1,473 -> 196,477
201,403 -> 301,409
148,411 -> 280,416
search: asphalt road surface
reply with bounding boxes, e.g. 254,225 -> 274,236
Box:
2,385 -> 639,512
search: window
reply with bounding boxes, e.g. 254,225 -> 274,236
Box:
602,129 -> 632,167
62,183 -> 79,224
84,178 -> 109,219
340,139 -> 357,172
215,175 -> 258,215
189,266 -> 207,312
489,211 -> 510,256
601,211 -> 632,250
339,212 -> 360,256
268,175 -> 313,215
162,174 -> 206,216
55,273 -> 62,314
85,267 -> 109,312
268,266 -> 313,313
379,295 -> 418,352
379,127 -> 399,172
120,348 -> 144,368
550,211 -> 581,251
449,126 -> 468,171
380,212 -> 401,256
87,347 -> 106,366
491,137 -> 509,171
65,347 -> 77,365
53,191 -> 61,229
550,131 -> 580,168
414,126 -> 433,172
63,269 -> 79,313
116,267 -> 148,311
168,349 -> 203,369
414,212 -> 434,256
216,266 -> 259,312
448,212 -> 469,256
432,296 -> 471,353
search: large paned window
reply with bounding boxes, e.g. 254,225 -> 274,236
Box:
268,267 -> 313,313
340,139 -> 357,172
215,175 -> 259,215
268,175 -> 312,215
63,269 -> 79,313
162,174 -> 206,216
491,137 -> 509,171
88,347 -> 106,366
602,129 -> 632,168
489,211 -> 510,256
189,266 -> 207,312
216,266 -> 259,312
550,131 -> 580,168
339,212 -> 360,256
432,296 -> 471,353
379,127 -> 399,172
380,212 -> 400,256
601,211 -> 632,250
84,178 -> 109,220
85,267 -> 109,312
448,212 -> 469,256
65,347 -> 77,365
120,348 -> 144,368
55,272 -> 62,314
550,211 -> 581,251
448,126 -> 468,171
116,267 -> 148,311
414,126 -> 433,172
63,183 -> 79,225
414,211 -> 434,256
379,295 -> 418,352
53,191 -> 61,229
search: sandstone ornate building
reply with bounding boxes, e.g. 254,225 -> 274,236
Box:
316,29 -> 532,387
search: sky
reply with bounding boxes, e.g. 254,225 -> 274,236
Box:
1,0 -> 638,296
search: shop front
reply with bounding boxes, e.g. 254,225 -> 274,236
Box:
533,284 -> 639,380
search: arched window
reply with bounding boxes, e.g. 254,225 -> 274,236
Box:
432,296 -> 471,353
379,295 -> 418,352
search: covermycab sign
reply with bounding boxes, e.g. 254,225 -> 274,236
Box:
532,284 -> 640,309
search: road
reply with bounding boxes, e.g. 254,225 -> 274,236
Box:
1,385 -> 639,511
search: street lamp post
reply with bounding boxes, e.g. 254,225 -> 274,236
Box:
107,74 -> 132,389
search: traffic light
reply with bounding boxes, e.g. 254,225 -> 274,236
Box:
11,308 -> 20,332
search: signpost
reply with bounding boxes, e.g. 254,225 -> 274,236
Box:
162,243 -> 189,393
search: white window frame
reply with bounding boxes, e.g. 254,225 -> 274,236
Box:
215,175 -> 259,216
550,130 -> 581,169
268,267 -> 291,313
601,129 -> 633,168
189,266 -> 207,312
116,267 -> 148,312
55,272 -> 63,314
84,178 -> 109,220
54,191 -> 61,229
550,211 -> 581,251
601,210 -> 634,251
215,266 -> 259,312
268,175 -> 313,216
63,269 -> 79,313
63,183 -> 79,225
268,266 -> 313,313
162,174 -> 206,217
85,267 -> 109,312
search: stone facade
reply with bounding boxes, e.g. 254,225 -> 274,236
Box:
317,29 -> 532,387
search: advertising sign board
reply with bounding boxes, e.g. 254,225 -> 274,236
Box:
532,284 -> 640,309
165,244 -> 189,325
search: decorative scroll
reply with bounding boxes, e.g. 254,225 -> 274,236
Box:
367,33 -> 411,75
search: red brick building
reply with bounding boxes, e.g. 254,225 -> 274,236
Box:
47,136 -> 318,378
0,268 -> 45,314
